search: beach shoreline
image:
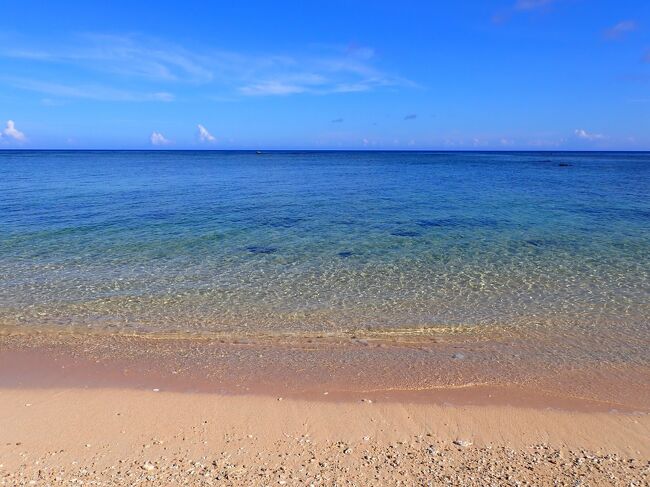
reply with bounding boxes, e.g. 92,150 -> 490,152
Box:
2,329 -> 649,411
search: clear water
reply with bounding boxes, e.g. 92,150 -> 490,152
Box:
1,150 -> 648,339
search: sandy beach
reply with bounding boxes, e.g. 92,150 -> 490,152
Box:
1,387 -> 649,486
1,333 -> 649,485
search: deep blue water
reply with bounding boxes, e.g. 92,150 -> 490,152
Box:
0,150 -> 648,337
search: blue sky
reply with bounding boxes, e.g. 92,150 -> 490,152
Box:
0,0 -> 648,150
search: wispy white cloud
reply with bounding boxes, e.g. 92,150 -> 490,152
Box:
343,44 -> 375,60
604,20 -> 637,40
514,0 -> 557,10
150,131 -> 170,146
1,120 -> 26,142
239,81 -> 308,96
2,34 -> 214,83
197,124 -> 215,142
575,128 -> 604,140
493,0 -> 560,23
41,97 -> 66,106
1,76 -> 174,102
237,50 -> 413,96
0,35 -> 414,99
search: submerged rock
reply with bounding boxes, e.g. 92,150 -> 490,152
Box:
391,230 -> 420,237
246,246 -> 277,254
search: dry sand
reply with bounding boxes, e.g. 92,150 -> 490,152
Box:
1,387 -> 649,486
1,333 -> 649,485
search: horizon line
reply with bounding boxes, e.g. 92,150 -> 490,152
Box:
1,148 -> 649,153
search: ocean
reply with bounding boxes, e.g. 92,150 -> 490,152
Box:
1,150 -> 648,344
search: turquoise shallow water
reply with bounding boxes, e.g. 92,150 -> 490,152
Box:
0,150 -> 648,338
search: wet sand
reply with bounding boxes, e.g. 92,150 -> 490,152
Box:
1,329 -> 649,410
1,331 -> 649,485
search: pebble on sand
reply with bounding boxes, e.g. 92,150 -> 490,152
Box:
453,439 -> 473,447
